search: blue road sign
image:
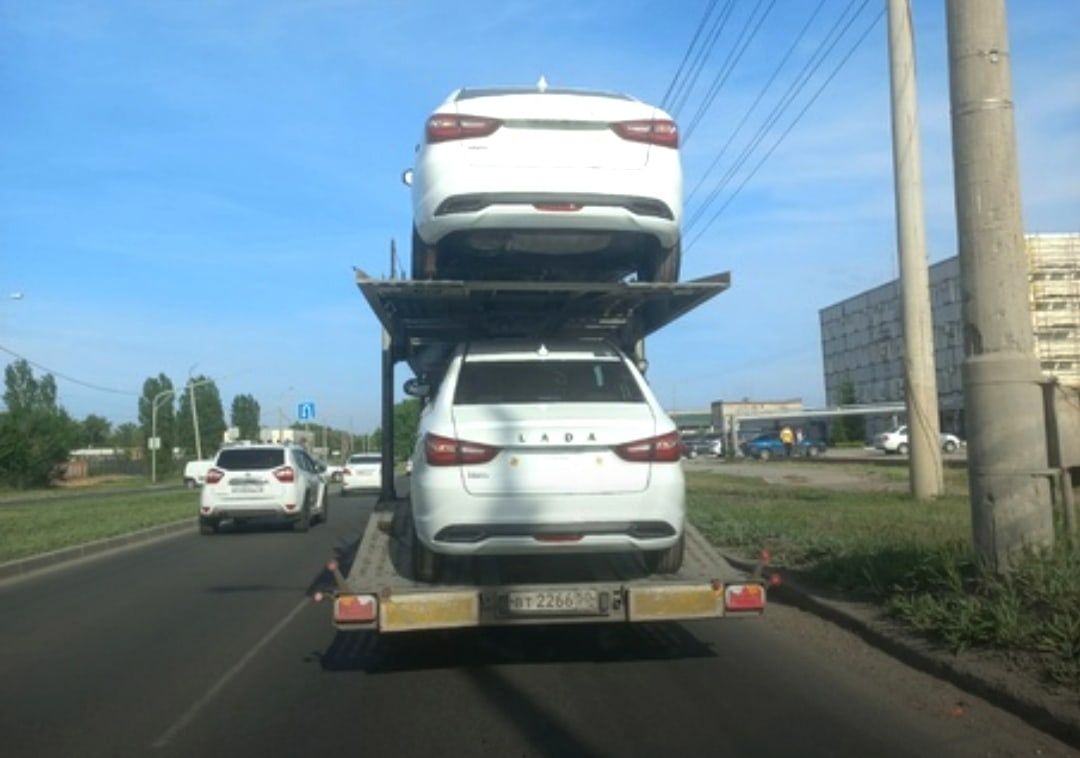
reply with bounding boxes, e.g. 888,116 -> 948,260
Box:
297,401 -> 316,421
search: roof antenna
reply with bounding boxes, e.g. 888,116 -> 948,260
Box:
537,75 -> 548,92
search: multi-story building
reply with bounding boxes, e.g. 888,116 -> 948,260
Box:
819,233 -> 1079,439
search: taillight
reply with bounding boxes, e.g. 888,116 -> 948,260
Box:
613,431 -> 682,463
611,119 -> 679,148
425,433 -> 500,466
273,466 -> 296,483
205,468 -> 225,484
426,113 -> 502,143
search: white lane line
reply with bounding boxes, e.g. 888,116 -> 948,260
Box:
152,597 -> 311,749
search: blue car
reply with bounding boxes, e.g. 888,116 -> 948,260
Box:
740,433 -> 827,460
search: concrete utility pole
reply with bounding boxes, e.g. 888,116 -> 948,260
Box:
945,0 -> 1054,570
887,0 -> 944,498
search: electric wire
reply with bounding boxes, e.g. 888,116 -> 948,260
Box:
686,5 -> 886,251
669,0 -> 737,120
660,0 -> 720,111
0,343 -> 139,395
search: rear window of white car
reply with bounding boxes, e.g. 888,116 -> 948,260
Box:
215,448 -> 285,470
454,360 -> 645,404
347,455 -> 381,465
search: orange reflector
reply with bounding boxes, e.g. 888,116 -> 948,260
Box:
334,594 -> 377,624
534,203 -> 582,212
724,583 -> 765,612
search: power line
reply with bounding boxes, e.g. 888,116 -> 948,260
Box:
0,343 -> 140,396
686,5 -> 885,251
669,0 -> 737,120
686,0 -> 870,234
682,0 -> 777,145
660,0 -> 720,111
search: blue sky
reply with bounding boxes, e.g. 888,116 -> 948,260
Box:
2,0 -> 1078,434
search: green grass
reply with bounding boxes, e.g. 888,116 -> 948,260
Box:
688,470 -> 1080,692
0,489 -> 197,562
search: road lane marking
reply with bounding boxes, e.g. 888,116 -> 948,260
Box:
151,597 -> 311,749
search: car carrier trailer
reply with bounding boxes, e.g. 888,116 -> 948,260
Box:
328,271 -> 768,633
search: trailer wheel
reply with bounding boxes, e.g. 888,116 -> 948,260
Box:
640,241 -> 681,283
412,531 -> 442,583
198,517 -> 219,536
644,534 -> 685,574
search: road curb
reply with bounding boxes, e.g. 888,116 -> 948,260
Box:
722,552 -> 1080,750
0,520 -> 194,581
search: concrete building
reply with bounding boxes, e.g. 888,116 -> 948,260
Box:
819,233 -> 1080,440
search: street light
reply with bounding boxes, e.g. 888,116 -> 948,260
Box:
188,363 -> 202,461
150,388 -> 176,485
276,386 -> 295,443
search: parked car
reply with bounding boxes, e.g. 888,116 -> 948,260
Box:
407,338 -> 686,582
340,453 -> 383,495
407,83 -> 683,284
318,460 -> 344,483
182,459 -> 213,488
875,425 -> 963,455
198,443 -> 328,534
740,433 -> 827,460
683,434 -> 724,458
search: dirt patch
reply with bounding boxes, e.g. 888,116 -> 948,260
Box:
687,457 -> 911,492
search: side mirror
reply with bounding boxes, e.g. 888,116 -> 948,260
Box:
401,168 -> 414,187
403,377 -> 430,398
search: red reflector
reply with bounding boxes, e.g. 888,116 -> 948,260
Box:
725,584 -> 765,612
534,533 -> 583,543
334,595 -> 377,624
534,203 -> 583,212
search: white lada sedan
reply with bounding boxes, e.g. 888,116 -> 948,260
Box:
407,339 -> 686,581
407,83 -> 683,284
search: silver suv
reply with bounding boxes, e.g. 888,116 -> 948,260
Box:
199,443 -> 328,534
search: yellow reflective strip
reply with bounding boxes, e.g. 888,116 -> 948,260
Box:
379,592 -> 480,632
627,586 -> 722,621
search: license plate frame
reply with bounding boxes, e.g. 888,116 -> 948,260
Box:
499,589 -> 605,618
231,484 -> 264,494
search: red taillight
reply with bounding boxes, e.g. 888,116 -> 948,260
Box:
426,113 -> 502,143
205,468 -> 225,484
611,119 -> 678,148
613,431 -> 683,463
425,432 -> 500,466
273,466 -> 296,483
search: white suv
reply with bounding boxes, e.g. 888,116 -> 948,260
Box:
875,425 -> 963,455
340,453 -> 383,495
199,443 -> 328,534
408,339 -> 686,581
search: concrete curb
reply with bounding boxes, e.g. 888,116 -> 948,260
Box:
722,552 -> 1080,751
0,519 -> 194,581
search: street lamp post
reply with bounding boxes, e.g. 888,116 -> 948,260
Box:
150,388 -> 177,485
188,364 -> 203,461
276,386 -> 295,443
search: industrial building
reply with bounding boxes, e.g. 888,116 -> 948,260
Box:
819,233 -> 1080,440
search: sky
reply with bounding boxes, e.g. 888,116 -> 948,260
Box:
2,0 -> 1078,435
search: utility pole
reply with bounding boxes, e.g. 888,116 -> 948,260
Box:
188,379 -> 203,460
945,0 -> 1054,570
887,0 -> 944,498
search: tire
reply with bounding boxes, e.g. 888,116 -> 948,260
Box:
644,534 -> 685,574
411,225 -> 437,280
640,241 -> 681,283
943,440 -> 958,453
185,478 -> 197,489
319,492 -> 329,525
757,448 -> 771,461
293,503 -> 311,533
198,517 -> 218,536
412,530 -> 441,583
897,443 -> 910,456
806,446 -> 820,457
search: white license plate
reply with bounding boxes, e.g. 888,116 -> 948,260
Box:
232,484 -> 263,494
502,589 -> 602,616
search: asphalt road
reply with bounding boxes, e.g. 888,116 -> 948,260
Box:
0,491 -> 1073,758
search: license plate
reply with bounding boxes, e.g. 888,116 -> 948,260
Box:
232,484 -> 263,494
501,589 -> 603,617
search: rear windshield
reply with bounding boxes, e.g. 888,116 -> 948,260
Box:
454,360 -> 645,404
215,448 -> 285,470
348,455 -> 381,464
456,87 -> 630,101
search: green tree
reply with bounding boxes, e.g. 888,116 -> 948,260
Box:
832,378 -> 866,445
176,376 -> 226,459
139,374 -> 177,478
0,360 -> 78,488
369,399 -> 421,461
80,414 -> 112,448
230,393 -> 261,441
109,422 -> 142,457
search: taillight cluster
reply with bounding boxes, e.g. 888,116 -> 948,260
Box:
273,466 -> 296,483
425,433 -> 500,466
613,431 -> 682,463
610,119 -> 679,148
426,114 -> 502,143
205,468 -> 225,484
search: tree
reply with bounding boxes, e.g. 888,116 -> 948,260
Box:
230,394 -> 261,441
0,360 -> 78,488
176,375 -> 226,459
139,374 -> 177,478
369,399 -> 421,461
832,378 -> 866,445
80,414 -> 112,448
109,423 -> 142,457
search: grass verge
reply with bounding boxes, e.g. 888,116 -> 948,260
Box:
687,470 -> 1080,693
0,489 -> 196,563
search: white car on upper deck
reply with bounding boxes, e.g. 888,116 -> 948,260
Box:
406,81 -> 683,284
407,338 -> 686,582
